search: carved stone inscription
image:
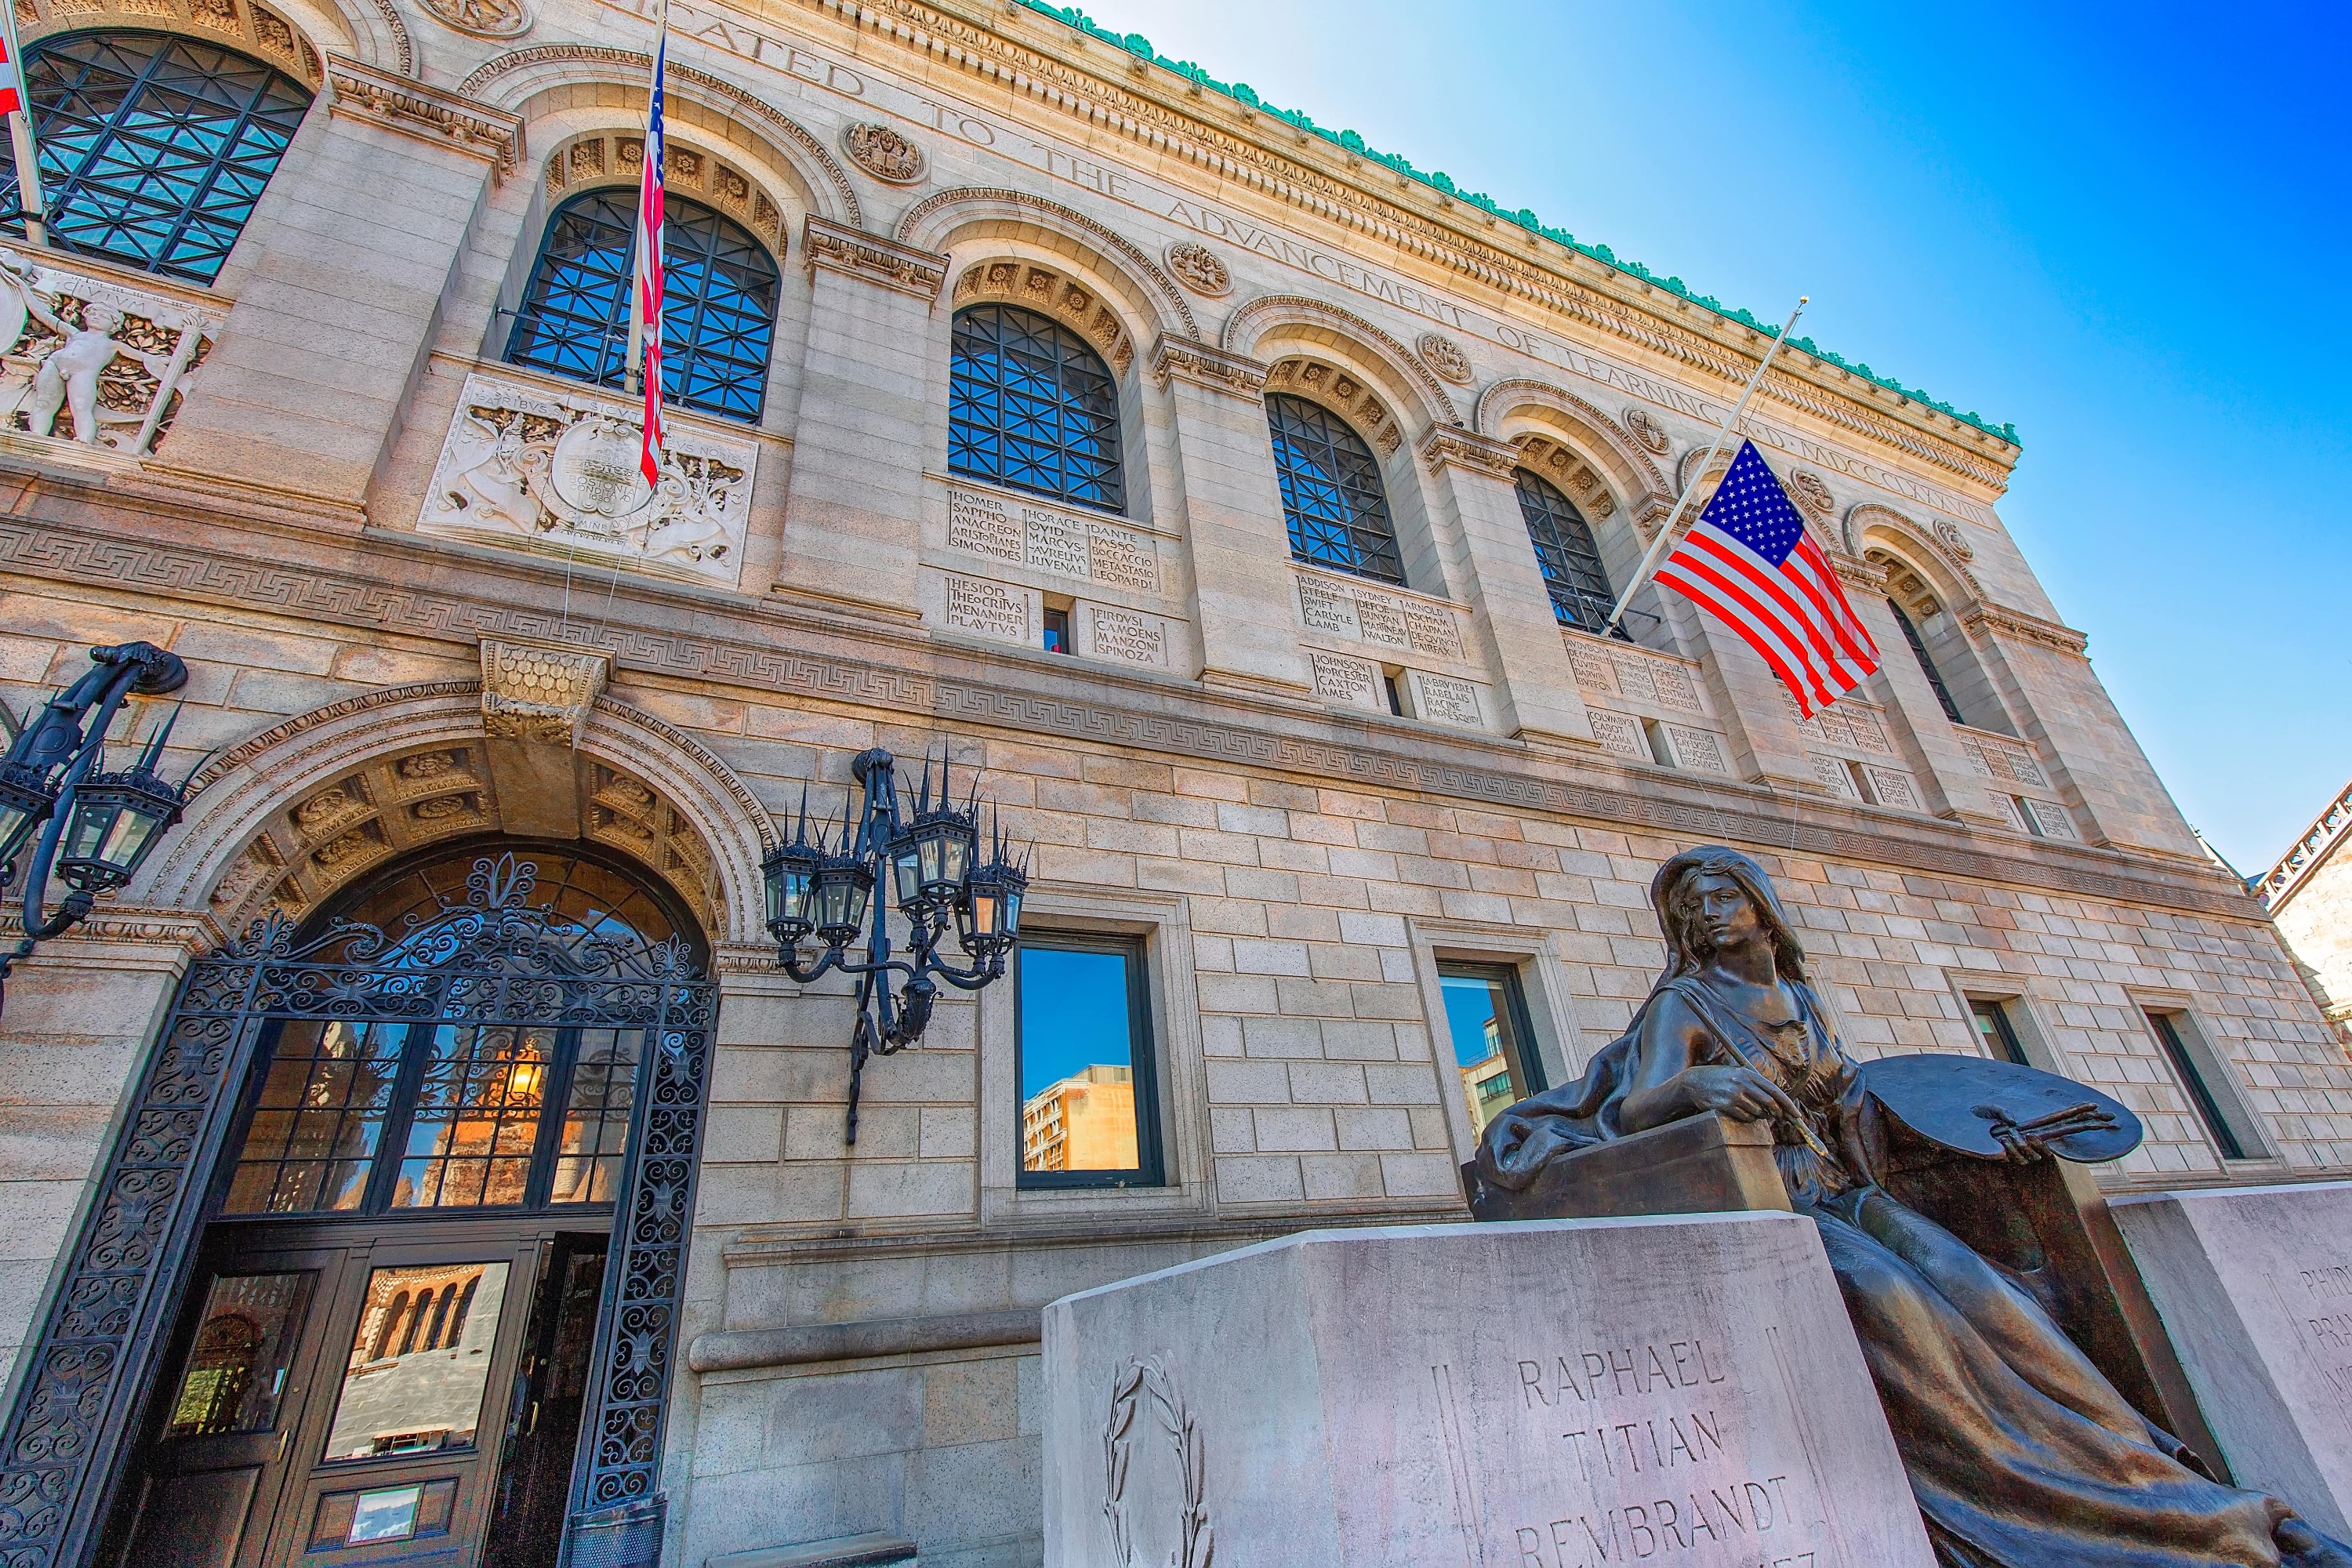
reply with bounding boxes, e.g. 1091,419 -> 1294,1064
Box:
946,481 -> 1161,594
1040,1213 -> 1935,1567
1310,651 -> 1381,710
1411,671 -> 1484,729
1087,605 -> 1167,667
1294,572 -> 1465,660
945,574 -> 1030,642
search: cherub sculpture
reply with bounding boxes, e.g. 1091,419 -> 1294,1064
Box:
0,257 -> 175,444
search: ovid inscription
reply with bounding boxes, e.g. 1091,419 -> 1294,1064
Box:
1503,1334 -> 1823,1568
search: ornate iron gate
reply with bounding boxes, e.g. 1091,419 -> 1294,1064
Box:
0,854 -> 717,1568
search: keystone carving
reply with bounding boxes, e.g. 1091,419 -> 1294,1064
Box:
480,637 -> 610,745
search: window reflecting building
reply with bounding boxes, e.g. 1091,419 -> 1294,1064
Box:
0,4 -> 2329,1566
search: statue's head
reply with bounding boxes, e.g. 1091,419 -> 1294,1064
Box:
82,303 -> 122,333
1651,845 -> 1807,982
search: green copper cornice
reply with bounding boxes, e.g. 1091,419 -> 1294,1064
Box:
1014,0 -> 2020,448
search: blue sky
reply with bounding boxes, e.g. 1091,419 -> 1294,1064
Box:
1077,0 -> 2350,876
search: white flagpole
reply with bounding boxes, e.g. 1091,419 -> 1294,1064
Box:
0,0 -> 45,246
1602,295 -> 1808,635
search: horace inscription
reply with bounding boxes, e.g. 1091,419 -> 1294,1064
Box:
944,482 -> 1161,594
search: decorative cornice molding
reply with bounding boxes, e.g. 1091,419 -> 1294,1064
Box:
456,45 -> 862,226
1960,604 -> 2091,657
0,906 -> 224,950
2259,776 -> 2352,911
895,186 -> 1198,339
804,216 -> 948,299
0,507 -> 2249,920
1149,336 -> 1269,398
1417,426 -> 1520,478
325,55 -> 523,176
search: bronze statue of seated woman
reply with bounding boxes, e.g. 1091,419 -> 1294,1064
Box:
1474,844 -> 2350,1568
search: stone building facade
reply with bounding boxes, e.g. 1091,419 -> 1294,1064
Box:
2259,779 -> 2352,1039
0,0 -> 2338,1563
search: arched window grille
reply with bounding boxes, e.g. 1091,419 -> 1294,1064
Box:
0,30 -> 311,283
505,187 -> 779,423
1514,468 -> 1619,637
1268,392 -> 1403,585
948,302 -> 1124,510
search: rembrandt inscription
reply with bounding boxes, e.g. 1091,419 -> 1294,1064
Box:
946,482 -> 1162,594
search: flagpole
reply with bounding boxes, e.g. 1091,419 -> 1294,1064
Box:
0,0 -> 45,246
625,0 -> 666,394
1602,295 -> 1807,635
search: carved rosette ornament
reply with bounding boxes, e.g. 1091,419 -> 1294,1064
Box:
416,0 -> 530,39
1414,331 -> 1474,386
1785,468 -> 1835,517
841,122 -> 924,184
1931,517 -> 1976,561
1622,405 -> 1671,455
480,637 -> 609,746
1102,1357 -> 1214,1568
1163,240 -> 1231,297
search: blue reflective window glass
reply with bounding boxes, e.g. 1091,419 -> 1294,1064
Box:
0,30 -> 312,282
1268,392 -> 1403,585
949,303 -> 1125,511
1438,964 -> 1543,1136
1017,936 -> 1159,1185
1515,468 -> 1619,637
505,188 -> 778,422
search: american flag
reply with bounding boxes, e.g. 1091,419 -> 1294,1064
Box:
0,0 -> 29,117
1653,439 -> 1879,717
627,10 -> 668,486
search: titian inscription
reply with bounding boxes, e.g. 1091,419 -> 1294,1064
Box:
946,482 -> 1162,594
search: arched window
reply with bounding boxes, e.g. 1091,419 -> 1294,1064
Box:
506,188 -> 779,422
1514,468 -> 1617,636
0,30 -> 311,283
948,303 -> 1123,510
1268,393 -> 1403,585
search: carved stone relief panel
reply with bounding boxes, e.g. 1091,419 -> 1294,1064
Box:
841,122 -> 924,183
953,262 -> 1134,376
943,480 -> 1164,596
1294,571 -> 1464,661
417,370 -> 758,590
1163,241 -> 1231,297
481,637 -> 609,745
1414,332 -> 1473,386
543,132 -> 783,249
0,244 -> 220,456
1621,405 -> 1671,455
417,0 -> 528,40
1262,357 -> 1403,457
1308,651 -> 1382,711
1511,433 -> 1619,519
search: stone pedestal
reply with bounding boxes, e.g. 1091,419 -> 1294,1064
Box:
2111,1181 -> 2352,1534
1042,1213 -> 1934,1568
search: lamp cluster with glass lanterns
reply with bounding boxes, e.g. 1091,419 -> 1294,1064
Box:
763,746 -> 1027,1144
0,641 -> 202,1011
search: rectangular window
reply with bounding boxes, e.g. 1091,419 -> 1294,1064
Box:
323,1261 -> 509,1461
2143,1009 -> 2262,1161
393,1025 -> 555,1209
1437,962 -> 1545,1137
225,1020 -> 406,1214
1018,935 -> 1162,1187
1971,1000 -> 2031,1066
1042,606 -> 1072,655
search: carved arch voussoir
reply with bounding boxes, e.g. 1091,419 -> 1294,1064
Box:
457,45 -> 859,225
1846,500 -> 1984,600
146,680 -> 775,947
1220,294 -> 1461,431
894,187 -> 1197,342
1473,377 -> 1671,505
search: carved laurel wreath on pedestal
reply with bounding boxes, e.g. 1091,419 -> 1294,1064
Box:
1103,1356 -> 1214,1568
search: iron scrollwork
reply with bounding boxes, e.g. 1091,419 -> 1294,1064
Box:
0,853 -> 716,1568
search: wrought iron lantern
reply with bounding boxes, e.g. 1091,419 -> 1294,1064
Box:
764,746 -> 1027,1142
0,641 -> 198,1011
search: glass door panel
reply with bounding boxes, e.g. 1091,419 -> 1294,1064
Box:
322,1262 -> 510,1461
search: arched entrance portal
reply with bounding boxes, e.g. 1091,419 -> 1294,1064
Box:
93,838 -> 713,1568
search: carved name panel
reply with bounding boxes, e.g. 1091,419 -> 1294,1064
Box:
1410,671 -> 1485,730
945,481 -> 1163,595
1085,604 -> 1169,667
419,371 -> 757,589
1860,764 -> 1923,813
1309,651 -> 1383,711
1587,708 -> 1648,760
943,573 -> 1033,643
1565,633 -> 1708,717
1295,572 -> 1465,660
1042,1215 -> 1936,1568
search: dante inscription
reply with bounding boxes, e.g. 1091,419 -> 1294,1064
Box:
1087,521 -> 1160,592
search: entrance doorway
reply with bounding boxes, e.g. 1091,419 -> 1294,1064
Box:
85,842 -> 713,1568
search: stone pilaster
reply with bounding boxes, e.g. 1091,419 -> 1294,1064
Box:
770,218 -> 950,622
1150,337 -> 1312,697
1848,587 -> 2011,826
158,60 -> 521,507
1417,428 -> 1600,749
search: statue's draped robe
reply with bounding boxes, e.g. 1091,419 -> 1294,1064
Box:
1479,977 -> 2292,1568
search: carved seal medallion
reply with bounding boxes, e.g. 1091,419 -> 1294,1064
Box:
1163,240 -> 1231,297
1931,517 -> 1976,561
1785,468 -> 1835,517
547,413 -> 657,523
418,0 -> 531,39
841,122 -> 924,183
1415,331 -> 1473,385
1622,405 -> 1671,455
